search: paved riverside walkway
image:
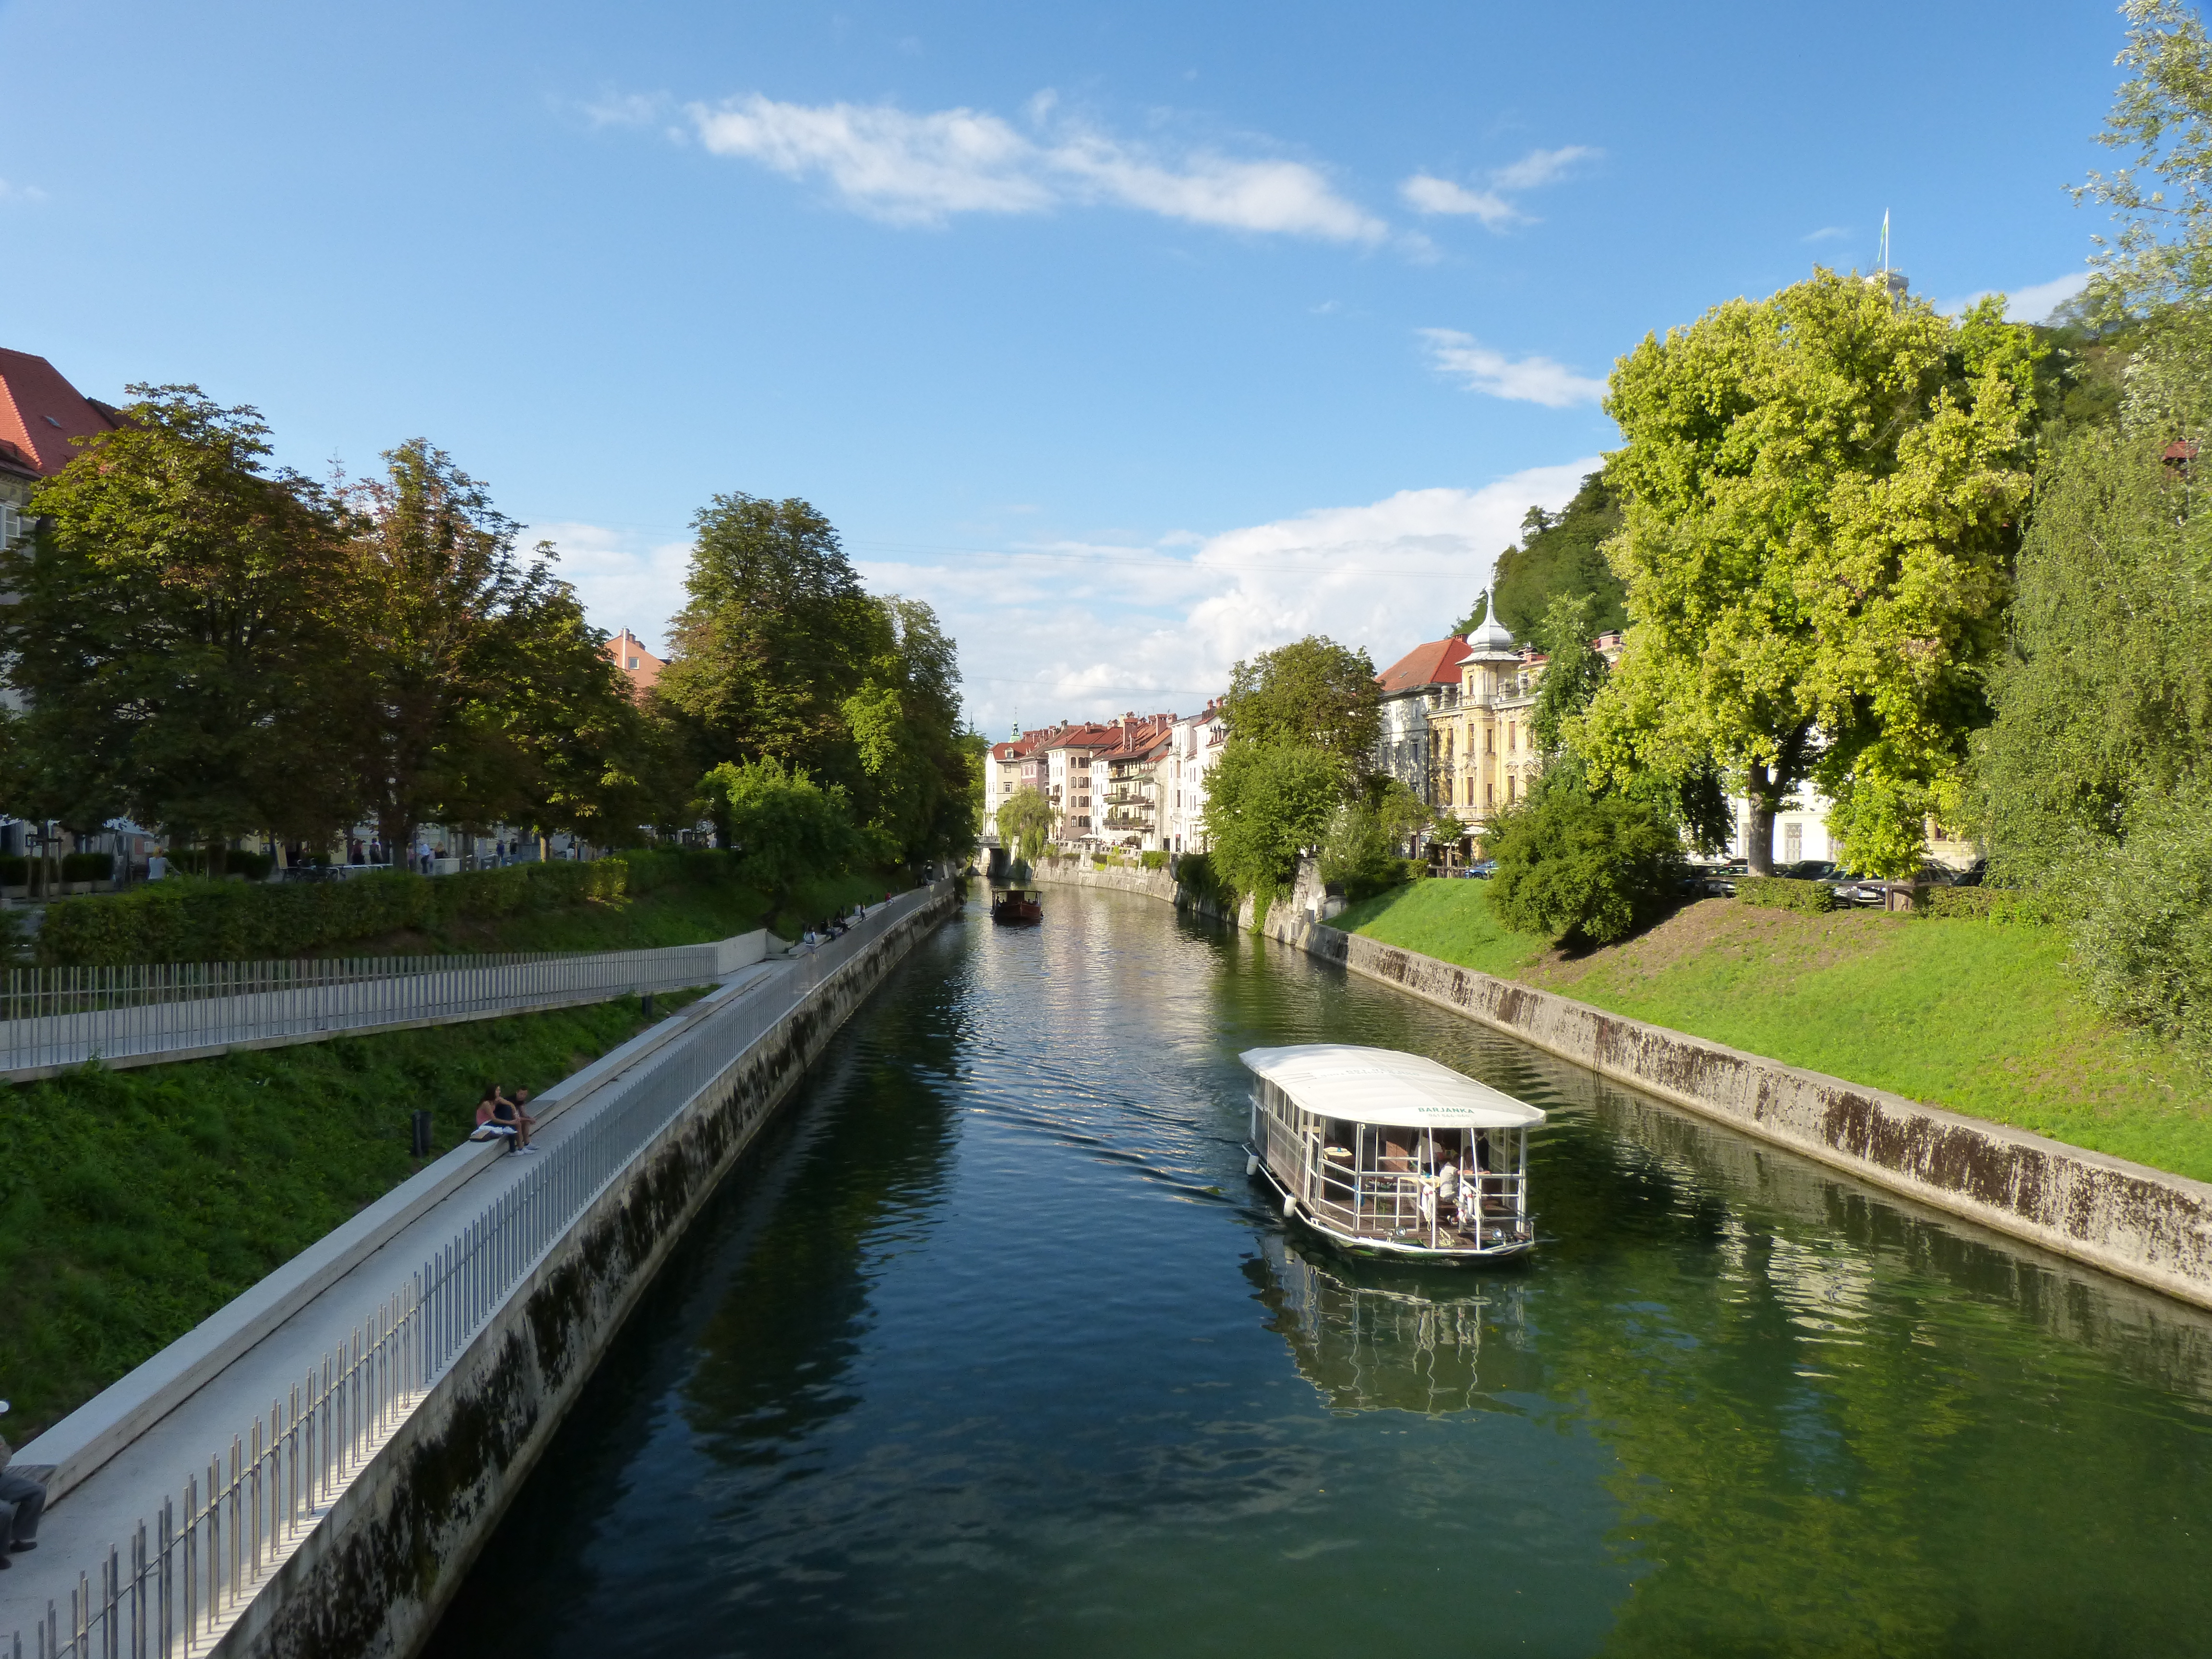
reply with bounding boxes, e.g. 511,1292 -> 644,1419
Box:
0,911 -> 865,1635
0,936 -> 757,1081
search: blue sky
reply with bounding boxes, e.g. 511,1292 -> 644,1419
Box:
0,0 -> 2127,729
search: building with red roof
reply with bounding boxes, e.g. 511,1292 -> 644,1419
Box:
0,348 -> 124,551
1374,633 -> 1476,807
603,627 -> 665,697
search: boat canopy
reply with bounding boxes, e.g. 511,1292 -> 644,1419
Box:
1238,1044 -> 1546,1130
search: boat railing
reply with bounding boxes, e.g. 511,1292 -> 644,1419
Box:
1308,1154 -> 1529,1250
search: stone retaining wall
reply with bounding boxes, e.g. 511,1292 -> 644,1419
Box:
1031,858 -> 1237,923
210,890 -> 958,1659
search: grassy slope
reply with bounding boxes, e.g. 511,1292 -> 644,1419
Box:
1334,880 -> 2212,1182
0,988 -> 705,1437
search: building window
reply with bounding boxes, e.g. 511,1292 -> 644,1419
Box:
1784,822 -> 1803,864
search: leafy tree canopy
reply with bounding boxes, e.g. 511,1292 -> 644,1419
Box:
701,755 -> 860,907
995,786 -> 1057,865
1220,636 -> 1381,779
1971,428 -> 2212,886
657,494 -> 879,780
6,387 -> 355,857
1492,472 -> 1627,639
1580,269 -> 2042,876
1201,741 -> 1343,909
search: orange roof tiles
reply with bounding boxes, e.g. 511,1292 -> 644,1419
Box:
1376,636 -> 1473,695
0,349 -> 122,478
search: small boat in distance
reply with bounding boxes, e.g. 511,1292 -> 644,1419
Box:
990,857 -> 1044,925
1240,1044 -> 1544,1259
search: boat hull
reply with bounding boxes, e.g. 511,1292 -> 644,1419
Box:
990,895 -> 1044,925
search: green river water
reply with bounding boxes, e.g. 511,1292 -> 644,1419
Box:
422,886 -> 2212,1657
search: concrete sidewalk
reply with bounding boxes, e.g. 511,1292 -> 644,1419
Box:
0,951 -> 800,1629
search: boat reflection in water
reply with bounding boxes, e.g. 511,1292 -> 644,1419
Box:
1248,1233 -> 1536,1414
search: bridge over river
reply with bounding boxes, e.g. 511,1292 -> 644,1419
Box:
412,885 -> 2212,1657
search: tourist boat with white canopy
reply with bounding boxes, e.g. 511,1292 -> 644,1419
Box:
1240,1044 -> 1544,1259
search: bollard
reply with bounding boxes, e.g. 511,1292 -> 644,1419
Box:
641,992 -> 655,1020
410,1110 -> 432,1158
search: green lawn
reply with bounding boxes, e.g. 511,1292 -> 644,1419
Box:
0,988 -> 706,1438
1334,880 -> 2212,1182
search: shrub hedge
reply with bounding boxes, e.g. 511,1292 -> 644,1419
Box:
60,852 -> 114,883
1736,876 -> 1838,914
1925,885 -> 2065,925
1140,850 -> 1168,870
37,849 -> 740,967
0,855 -> 25,887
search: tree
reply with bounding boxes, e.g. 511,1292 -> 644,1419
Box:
1201,741 -> 1343,913
1491,472 -> 1627,638
1487,789 -> 1686,946
1583,270 -> 2041,875
1220,637 -> 1382,778
1527,592 -> 1611,759
996,786 -> 1057,864
335,440 -> 592,856
840,595 -> 975,866
701,756 -> 861,909
2,387 -> 358,865
656,495 -> 878,782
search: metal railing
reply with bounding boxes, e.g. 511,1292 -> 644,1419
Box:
0,941 -> 740,1077
7,888 -> 939,1659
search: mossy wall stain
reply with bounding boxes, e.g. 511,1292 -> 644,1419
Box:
209,898 -> 954,1659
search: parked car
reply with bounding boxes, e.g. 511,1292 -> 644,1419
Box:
1702,858 -> 1750,897
1466,857 -> 1498,879
1776,859 -> 1837,881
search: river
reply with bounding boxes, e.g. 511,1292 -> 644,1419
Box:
422,887 -> 2212,1657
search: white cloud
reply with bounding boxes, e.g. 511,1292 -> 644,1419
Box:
1802,225 -> 1851,243
848,464 -> 1595,732
1399,174 -> 1517,226
1936,270 -> 2091,324
531,521 -> 695,657
1399,143 -> 1601,226
1419,328 -> 1608,408
1488,145 -> 1601,192
2002,271 -> 2092,323
679,93 -> 1387,241
0,179 -> 47,204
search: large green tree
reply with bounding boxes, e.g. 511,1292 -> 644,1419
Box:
1582,270 -> 2041,875
336,440 -> 613,855
656,495 -> 879,782
1201,741 -> 1343,913
1220,636 -> 1381,778
840,595 -> 977,866
2,387 -> 357,862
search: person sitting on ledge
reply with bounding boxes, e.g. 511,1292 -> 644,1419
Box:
0,1402 -> 48,1570
469,1085 -> 517,1147
491,1086 -> 535,1153
510,1085 -> 538,1146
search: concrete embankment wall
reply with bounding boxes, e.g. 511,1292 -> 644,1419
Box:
212,890 -> 957,1659
1070,857 -> 2212,1313
1030,858 -> 1237,923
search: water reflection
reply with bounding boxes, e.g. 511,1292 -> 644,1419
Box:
1248,1237 -> 1535,1414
